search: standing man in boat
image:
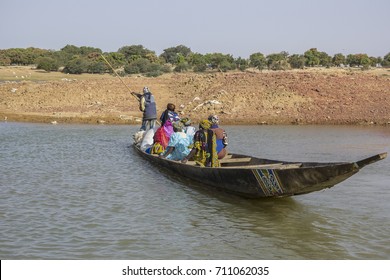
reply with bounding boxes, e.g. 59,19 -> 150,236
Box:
132,86 -> 157,131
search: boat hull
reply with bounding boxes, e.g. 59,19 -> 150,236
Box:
133,145 -> 386,198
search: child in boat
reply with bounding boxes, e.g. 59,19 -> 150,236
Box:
159,121 -> 192,161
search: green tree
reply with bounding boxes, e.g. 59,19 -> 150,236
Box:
127,54 -> 142,62
123,63 -> 140,74
174,53 -> 190,72
346,54 -> 356,66
266,52 -> 290,70
304,48 -> 321,66
332,53 -> 346,66
124,58 -> 166,77
118,45 -> 155,61
56,45 -> 96,66
160,64 -> 172,73
288,54 -> 305,69
59,45 -> 82,64
86,51 -> 102,60
369,56 -> 379,67
23,47 -> 50,64
145,62 -> 165,77
219,60 -> 235,72
84,51 -> 108,73
318,51 -> 332,67
381,53 -> 390,67
145,52 -> 159,63
235,57 -> 249,71
205,53 -> 235,71
61,44 -> 81,55
0,50 -> 11,65
124,58 -> 150,74
63,57 -> 88,74
49,50 -> 66,67
5,48 -> 30,65
346,54 -> 371,68
2,47 -> 48,65
249,52 -> 266,70
188,53 -> 207,72
87,61 -> 106,74
101,52 -> 126,70
79,46 -> 102,56
193,63 -> 207,72
160,45 -> 192,64
375,56 -> 383,67
174,62 -> 190,72
359,54 -> 371,69
36,57 -> 59,72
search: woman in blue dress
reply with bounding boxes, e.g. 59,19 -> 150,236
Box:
159,121 -> 192,161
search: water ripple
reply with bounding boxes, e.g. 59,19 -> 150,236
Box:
1,123 -> 389,259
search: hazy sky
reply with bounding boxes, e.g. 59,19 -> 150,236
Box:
1,0 -> 389,58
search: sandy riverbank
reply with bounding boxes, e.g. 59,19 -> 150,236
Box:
1,66 -> 390,125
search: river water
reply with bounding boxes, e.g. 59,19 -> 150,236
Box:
0,122 -> 389,260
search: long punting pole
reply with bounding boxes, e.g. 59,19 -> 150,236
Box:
100,54 -> 139,101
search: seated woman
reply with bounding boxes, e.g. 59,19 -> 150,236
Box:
181,119 -> 220,167
208,115 -> 228,159
151,119 -> 174,154
160,103 -> 180,126
160,121 -> 192,161
180,117 -> 196,143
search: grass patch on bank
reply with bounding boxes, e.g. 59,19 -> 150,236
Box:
0,66 -> 112,82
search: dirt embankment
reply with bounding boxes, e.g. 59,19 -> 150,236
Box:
1,67 -> 390,125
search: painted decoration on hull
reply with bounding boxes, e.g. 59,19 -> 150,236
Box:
252,169 -> 284,196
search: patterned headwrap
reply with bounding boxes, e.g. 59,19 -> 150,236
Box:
199,119 -> 211,130
180,117 -> 192,126
208,115 -> 219,124
172,121 -> 184,132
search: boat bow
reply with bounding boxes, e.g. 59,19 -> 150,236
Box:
356,152 -> 387,169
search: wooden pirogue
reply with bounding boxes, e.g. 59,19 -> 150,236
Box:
133,144 -> 387,198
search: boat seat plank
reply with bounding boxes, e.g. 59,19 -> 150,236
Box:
276,163 -> 302,169
222,163 -> 302,169
220,157 -> 252,163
